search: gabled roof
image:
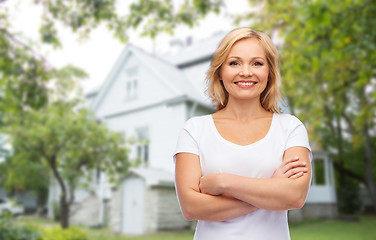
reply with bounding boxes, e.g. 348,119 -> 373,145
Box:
88,44 -> 212,113
167,32 -> 225,68
130,45 -> 207,104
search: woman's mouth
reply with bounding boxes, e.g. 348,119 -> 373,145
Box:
234,81 -> 257,88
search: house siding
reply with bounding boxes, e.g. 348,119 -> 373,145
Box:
70,194 -> 100,227
108,185 -> 123,233
156,186 -> 188,230
144,187 -> 158,233
143,185 -> 189,233
103,102 -> 187,172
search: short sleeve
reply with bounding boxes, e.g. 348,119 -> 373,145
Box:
173,120 -> 200,163
285,117 -> 312,160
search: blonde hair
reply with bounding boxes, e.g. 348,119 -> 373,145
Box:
205,27 -> 282,112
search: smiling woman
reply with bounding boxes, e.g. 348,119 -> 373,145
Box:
220,38 -> 269,103
174,28 -> 312,240
206,28 -> 282,112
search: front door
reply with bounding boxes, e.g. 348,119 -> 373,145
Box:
122,177 -> 145,235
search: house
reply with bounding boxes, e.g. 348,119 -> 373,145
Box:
47,32 -> 337,234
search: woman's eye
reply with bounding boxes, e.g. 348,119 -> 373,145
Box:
229,61 -> 239,66
254,62 -> 263,66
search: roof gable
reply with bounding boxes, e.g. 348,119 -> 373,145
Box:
89,45 -> 210,117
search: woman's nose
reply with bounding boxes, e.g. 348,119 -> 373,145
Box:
240,66 -> 252,77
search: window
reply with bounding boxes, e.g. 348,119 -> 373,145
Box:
133,79 -> 138,93
124,66 -> 138,100
136,127 -> 149,166
125,78 -> 138,99
313,158 -> 325,185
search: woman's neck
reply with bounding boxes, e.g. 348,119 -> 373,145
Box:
219,97 -> 270,122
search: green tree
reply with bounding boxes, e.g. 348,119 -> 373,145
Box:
242,0 -> 376,212
5,101 -> 130,228
0,63 -> 86,215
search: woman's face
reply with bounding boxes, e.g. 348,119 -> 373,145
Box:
220,38 -> 269,102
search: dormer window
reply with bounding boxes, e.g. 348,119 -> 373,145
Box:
136,127 -> 149,167
125,78 -> 138,99
124,66 -> 138,100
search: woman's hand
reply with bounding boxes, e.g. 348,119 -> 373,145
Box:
272,156 -> 308,179
199,173 -> 227,196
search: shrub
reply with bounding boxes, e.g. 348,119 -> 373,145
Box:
0,215 -> 87,240
0,215 -> 42,240
41,226 -> 87,240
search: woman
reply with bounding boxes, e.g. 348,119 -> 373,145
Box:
174,27 -> 312,240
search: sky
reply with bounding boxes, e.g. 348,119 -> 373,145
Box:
8,0 -> 250,94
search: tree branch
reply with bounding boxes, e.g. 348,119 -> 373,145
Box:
49,155 -> 67,198
332,161 -> 365,184
0,27 -> 51,68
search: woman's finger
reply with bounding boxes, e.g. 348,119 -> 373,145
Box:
279,157 -> 299,171
282,161 -> 306,174
285,167 -> 308,178
272,157 -> 301,179
289,171 -> 304,179
282,156 -> 300,165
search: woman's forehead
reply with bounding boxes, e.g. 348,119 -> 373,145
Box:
228,38 -> 266,59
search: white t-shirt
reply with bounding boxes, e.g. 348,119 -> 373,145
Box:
174,113 -> 311,240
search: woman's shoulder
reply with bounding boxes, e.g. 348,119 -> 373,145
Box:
184,114 -> 212,130
274,113 -> 304,129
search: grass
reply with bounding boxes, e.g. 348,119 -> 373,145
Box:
18,215 -> 376,240
84,228 -> 194,240
290,215 -> 376,240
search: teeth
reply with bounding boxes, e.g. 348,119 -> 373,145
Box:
236,82 -> 255,86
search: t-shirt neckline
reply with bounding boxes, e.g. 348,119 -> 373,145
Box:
209,113 -> 276,148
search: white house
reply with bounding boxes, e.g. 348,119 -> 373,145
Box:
48,33 -> 337,234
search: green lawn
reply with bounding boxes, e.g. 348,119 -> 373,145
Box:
85,229 -> 194,240
290,215 -> 376,240
20,215 -> 376,240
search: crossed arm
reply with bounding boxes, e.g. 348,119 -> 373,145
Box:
174,146 -> 311,222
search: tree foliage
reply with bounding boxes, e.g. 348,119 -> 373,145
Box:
243,0 -> 376,212
0,150 -> 50,211
5,101 -> 130,228
35,0 -> 223,44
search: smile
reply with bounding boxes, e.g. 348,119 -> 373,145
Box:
235,81 -> 257,87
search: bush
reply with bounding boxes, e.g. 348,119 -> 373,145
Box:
0,215 -> 42,240
0,215 -> 87,240
41,226 -> 87,240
